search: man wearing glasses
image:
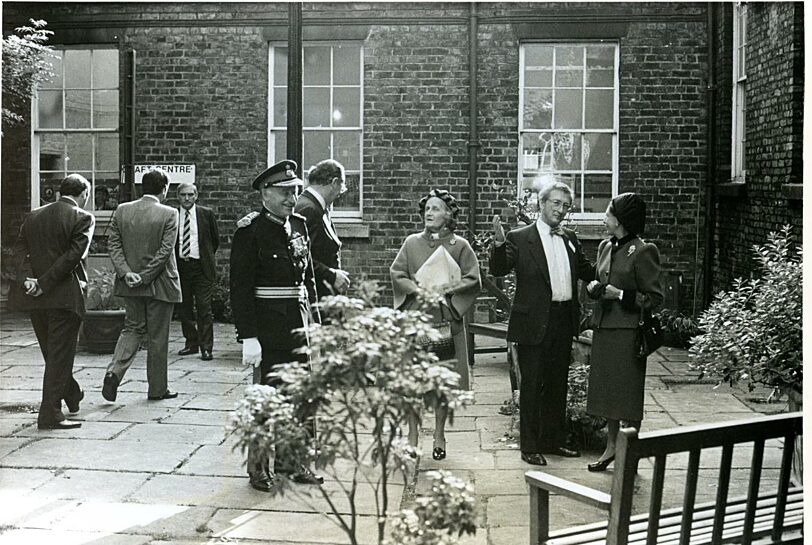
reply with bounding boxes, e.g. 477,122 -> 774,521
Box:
230,159 -> 322,491
490,180 -> 594,467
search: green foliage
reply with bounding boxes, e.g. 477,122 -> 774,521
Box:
211,277 -> 233,323
2,19 -> 55,128
85,269 -> 125,310
565,347 -> 606,450
387,471 -> 478,545
689,226 -> 802,394
228,281 -> 475,545
657,308 -> 701,348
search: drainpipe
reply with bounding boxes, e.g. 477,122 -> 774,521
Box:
467,2 -> 479,236
699,2 -> 717,313
287,3 -> 303,172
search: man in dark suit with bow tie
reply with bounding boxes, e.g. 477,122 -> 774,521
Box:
9,174 -> 95,430
490,181 -> 594,466
175,183 -> 220,361
294,159 -> 350,299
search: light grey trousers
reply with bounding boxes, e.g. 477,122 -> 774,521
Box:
107,297 -> 174,398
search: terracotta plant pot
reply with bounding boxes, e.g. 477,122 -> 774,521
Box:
79,309 -> 125,354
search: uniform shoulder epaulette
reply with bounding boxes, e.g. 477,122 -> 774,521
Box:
236,210 -> 260,228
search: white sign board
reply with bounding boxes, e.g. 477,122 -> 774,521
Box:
134,164 -> 195,185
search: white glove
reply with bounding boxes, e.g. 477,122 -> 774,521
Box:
242,337 -> 262,367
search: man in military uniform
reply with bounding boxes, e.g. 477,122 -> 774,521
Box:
230,159 -> 323,492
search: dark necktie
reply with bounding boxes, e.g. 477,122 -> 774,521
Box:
181,211 -> 191,257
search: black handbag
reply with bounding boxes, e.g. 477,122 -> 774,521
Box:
417,323 -> 456,361
637,309 -> 664,359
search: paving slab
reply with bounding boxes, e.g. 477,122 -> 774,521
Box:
0,437 -> 33,459
0,529 -> 152,545
13,420 -> 132,440
20,500 -> 191,534
159,409 -> 234,427
102,405 -> 179,423
207,509 -> 380,544
175,444 -> 245,477
34,469 -> 152,502
0,467 -> 58,492
1,439 -> 197,472
114,423 -> 229,446
0,416 -> 36,436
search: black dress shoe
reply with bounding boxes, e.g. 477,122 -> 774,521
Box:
543,446 -> 581,458
200,349 -> 213,361
276,467 -> 324,485
521,452 -> 548,466
178,346 -> 199,356
587,455 -> 615,472
38,420 -> 82,430
65,389 -> 85,414
249,472 -> 273,492
102,372 -> 119,402
147,390 -> 179,400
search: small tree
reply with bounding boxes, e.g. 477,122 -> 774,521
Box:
229,282 -> 477,545
2,19 -> 55,129
689,225 -> 802,396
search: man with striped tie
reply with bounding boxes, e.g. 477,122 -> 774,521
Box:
176,183 -> 219,361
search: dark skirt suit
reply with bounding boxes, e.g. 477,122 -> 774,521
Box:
586,235 -> 663,423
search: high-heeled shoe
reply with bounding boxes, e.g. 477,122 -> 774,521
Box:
432,440 -> 446,460
587,455 -> 615,472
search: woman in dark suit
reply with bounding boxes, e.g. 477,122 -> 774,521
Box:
585,192 -> 663,472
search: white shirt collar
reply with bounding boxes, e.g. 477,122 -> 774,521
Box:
181,204 -> 196,216
536,218 -> 555,235
305,186 -> 327,210
61,196 -> 79,207
142,194 -> 160,203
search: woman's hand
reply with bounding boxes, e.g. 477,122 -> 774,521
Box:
604,284 -> 623,300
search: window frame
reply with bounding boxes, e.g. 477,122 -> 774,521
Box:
518,41 -> 620,222
731,2 -> 747,183
29,45 -> 121,217
267,41 -> 364,220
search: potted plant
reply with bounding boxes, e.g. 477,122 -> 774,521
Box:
689,226 -> 802,482
229,282 -> 477,545
79,268 -> 125,354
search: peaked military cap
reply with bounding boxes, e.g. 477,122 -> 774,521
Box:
252,159 -> 303,190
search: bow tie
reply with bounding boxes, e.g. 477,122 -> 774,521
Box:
549,227 -> 565,237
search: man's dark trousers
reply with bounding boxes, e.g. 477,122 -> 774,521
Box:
178,258 -> 214,352
516,301 -> 574,454
30,309 -> 83,425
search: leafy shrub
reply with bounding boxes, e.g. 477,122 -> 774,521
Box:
85,269 -> 125,310
657,308 -> 701,348
566,347 -> 606,450
689,226 -> 802,395
211,276 -> 233,323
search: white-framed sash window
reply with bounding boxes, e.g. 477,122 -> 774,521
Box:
731,2 -> 748,183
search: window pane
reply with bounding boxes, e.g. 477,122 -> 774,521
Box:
303,88 -> 330,127
553,89 -> 583,129
40,51 -> 63,89
551,133 -> 582,170
555,69 -> 582,87
38,90 -> 63,128
94,176 -> 120,211
525,68 -> 552,87
303,46 -> 330,85
274,48 -> 288,84
273,87 -> 287,127
65,90 -> 91,128
92,49 -> 119,88
334,131 -> 360,170
40,134 -> 65,171
333,87 -> 360,127
64,50 -> 91,88
95,134 -> 119,172
333,45 -> 360,85
586,45 -> 614,87
523,90 -> 552,129
525,45 -> 553,68
556,173 -> 579,209
583,133 -> 613,170
584,89 -> 614,129
93,90 -> 119,128
273,130 -> 287,162
334,172 -> 360,213
66,133 -> 92,171
303,131 -> 330,168
521,133 -> 554,173
583,174 -> 612,213
39,172 -> 63,205
556,46 -> 583,69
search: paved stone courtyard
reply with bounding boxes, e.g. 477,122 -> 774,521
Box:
0,314 -> 788,545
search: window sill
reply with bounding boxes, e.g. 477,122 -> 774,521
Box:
717,182 -> 746,198
781,183 -> 803,201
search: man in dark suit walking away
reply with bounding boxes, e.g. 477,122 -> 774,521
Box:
295,159 -> 350,299
490,181 -> 594,466
9,174 -> 95,430
175,183 -> 219,361
102,168 -> 182,402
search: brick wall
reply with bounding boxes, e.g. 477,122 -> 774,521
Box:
711,2 -> 804,292
3,2 -> 777,317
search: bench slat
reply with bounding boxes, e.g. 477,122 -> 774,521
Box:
679,449 -> 701,544
743,438 -> 766,544
525,471 -> 612,509
647,455 -> 667,545
711,444 -> 734,545
772,431 -> 796,542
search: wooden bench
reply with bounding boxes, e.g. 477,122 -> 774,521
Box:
466,321 -> 520,392
526,412 -> 803,545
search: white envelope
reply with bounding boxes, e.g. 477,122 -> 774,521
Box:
414,246 -> 461,290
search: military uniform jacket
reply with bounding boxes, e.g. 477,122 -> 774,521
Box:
229,210 -> 317,347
